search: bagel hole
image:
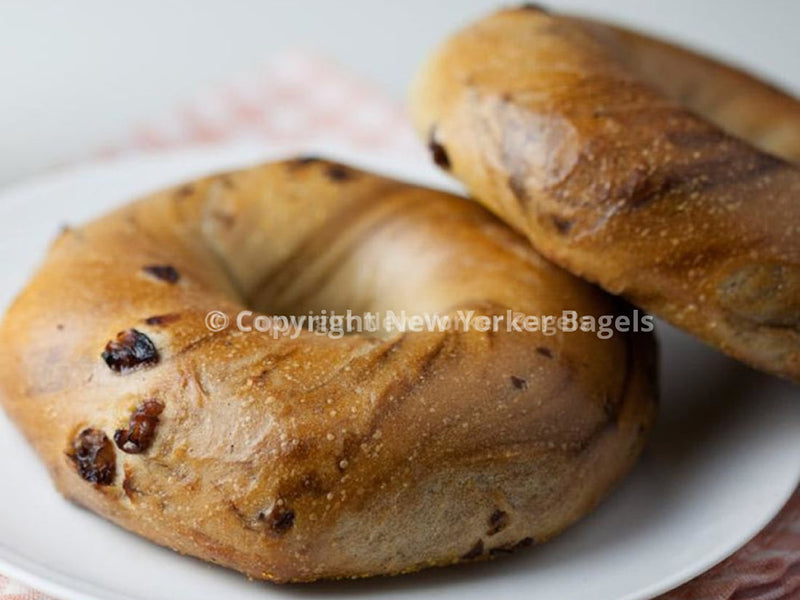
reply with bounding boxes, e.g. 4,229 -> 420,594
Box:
236,207 -> 485,340
205,184 -> 529,341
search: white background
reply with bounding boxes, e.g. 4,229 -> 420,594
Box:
1,0 -> 798,187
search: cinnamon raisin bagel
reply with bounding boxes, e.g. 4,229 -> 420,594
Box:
0,158 -> 656,582
410,6 -> 800,381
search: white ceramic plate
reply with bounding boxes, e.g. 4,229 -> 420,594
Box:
0,142 -> 797,600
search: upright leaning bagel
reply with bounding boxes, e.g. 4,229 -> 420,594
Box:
410,6 -> 800,381
0,158 -> 656,581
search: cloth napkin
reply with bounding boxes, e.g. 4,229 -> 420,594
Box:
1,51 -> 797,600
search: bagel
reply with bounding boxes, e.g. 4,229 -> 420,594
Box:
410,6 -> 800,381
0,158 -> 656,581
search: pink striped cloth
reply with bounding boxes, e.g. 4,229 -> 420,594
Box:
1,52 -> 797,600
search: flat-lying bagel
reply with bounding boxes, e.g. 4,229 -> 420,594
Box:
0,158 -> 656,581
410,6 -> 800,381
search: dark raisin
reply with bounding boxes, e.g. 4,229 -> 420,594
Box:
70,428 -> 116,485
510,375 -> 527,390
489,536 -> 535,556
290,155 -> 320,169
144,313 -> 180,326
114,399 -> 165,454
461,539 -> 484,559
519,3 -> 548,12
512,537 -> 534,550
326,163 -> 352,181
551,215 -> 574,234
260,503 -> 295,535
428,127 -> 451,170
142,264 -> 180,284
102,329 -> 159,373
487,509 -> 510,535
175,184 -> 195,197
122,468 -> 137,498
218,174 -> 235,189
536,346 -> 553,358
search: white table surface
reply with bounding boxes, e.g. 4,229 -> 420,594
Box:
1,0 -> 798,188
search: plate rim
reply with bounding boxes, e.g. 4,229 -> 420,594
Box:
1,479 -> 796,600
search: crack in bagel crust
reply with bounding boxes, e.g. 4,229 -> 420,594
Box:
0,158 -> 657,582
409,7 -> 800,381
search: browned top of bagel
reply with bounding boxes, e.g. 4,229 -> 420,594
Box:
0,158 -> 656,581
410,6 -> 800,381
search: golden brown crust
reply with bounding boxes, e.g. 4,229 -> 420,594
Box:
410,7 -> 800,381
0,158 -> 656,581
